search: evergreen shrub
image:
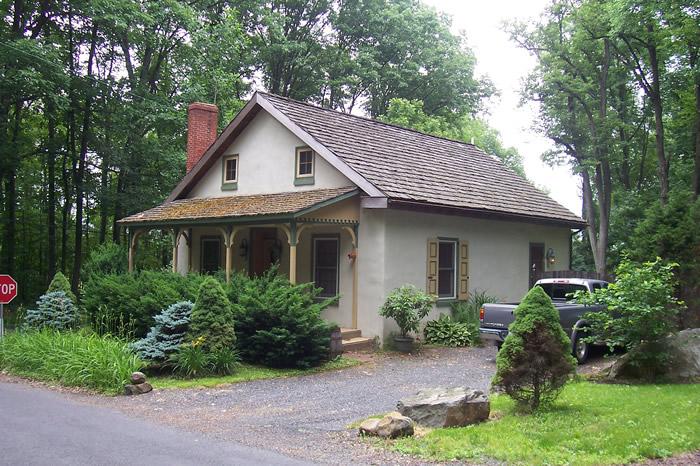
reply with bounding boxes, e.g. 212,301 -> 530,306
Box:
82,271 -> 209,337
47,272 -> 77,304
81,242 -> 128,280
493,286 -> 576,411
187,277 -> 237,352
235,269 -> 336,368
130,301 -> 193,362
24,291 -> 80,331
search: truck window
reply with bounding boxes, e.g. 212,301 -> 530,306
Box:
538,283 -> 588,301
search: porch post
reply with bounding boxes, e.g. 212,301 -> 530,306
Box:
220,226 -> 240,284
343,225 -> 359,329
172,228 -> 179,273
128,228 -> 144,273
289,221 -> 298,284
186,228 -> 193,272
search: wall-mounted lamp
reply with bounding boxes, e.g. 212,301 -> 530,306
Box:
239,238 -> 249,258
546,247 -> 556,265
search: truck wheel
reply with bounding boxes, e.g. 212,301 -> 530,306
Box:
573,333 -> 589,364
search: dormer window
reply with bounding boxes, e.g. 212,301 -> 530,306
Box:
295,147 -> 315,185
221,154 -> 238,190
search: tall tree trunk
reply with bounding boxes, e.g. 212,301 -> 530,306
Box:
691,48 -> 700,200
71,24 -> 98,293
647,26 -> 669,205
3,101 -> 22,277
47,100 -> 57,279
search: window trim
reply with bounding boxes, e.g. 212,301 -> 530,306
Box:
295,146 -> 315,185
311,235 -> 340,299
437,238 -> 458,301
221,154 -> 239,190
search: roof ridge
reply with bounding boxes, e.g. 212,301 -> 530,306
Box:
256,91 -> 482,150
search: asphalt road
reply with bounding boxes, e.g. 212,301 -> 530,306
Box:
0,381 -> 310,466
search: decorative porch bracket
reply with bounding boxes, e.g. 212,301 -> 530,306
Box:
172,228 -> 192,274
279,222 -> 299,284
216,226 -> 241,283
127,228 -> 145,273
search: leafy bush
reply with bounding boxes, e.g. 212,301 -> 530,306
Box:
47,271 -> 77,304
424,314 -> 476,347
493,286 -> 576,411
576,257 -> 685,379
626,194 -> 700,328
451,290 -> 499,326
24,291 -> 80,331
0,329 -> 143,394
130,301 -> 193,362
170,339 -> 210,378
235,269 -> 336,368
380,285 -> 434,337
209,347 -> 241,375
82,271 -> 209,338
169,338 -> 241,378
81,242 -> 128,280
187,277 -> 237,352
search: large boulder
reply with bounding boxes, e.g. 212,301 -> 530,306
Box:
605,328 -> 700,382
397,387 -> 489,428
359,412 -> 414,438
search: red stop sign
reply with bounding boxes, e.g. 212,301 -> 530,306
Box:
0,275 -> 18,304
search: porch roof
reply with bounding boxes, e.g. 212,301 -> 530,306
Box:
118,186 -> 358,227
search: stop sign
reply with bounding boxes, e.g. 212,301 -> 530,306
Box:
0,275 -> 17,304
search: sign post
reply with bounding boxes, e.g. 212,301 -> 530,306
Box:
0,275 -> 18,338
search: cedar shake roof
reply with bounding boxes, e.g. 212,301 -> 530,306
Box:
119,187 -> 357,226
258,93 -> 584,227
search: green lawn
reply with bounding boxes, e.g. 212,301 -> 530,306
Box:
150,356 -> 361,389
391,381 -> 700,465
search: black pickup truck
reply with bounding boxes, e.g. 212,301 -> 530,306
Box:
478,278 -> 608,363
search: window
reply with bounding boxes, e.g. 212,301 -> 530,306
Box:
295,148 -> 315,185
312,237 -> 339,298
539,283 -> 587,301
201,237 -> 221,274
437,240 -> 457,299
223,155 -> 238,183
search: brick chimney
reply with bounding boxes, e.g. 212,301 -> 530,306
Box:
186,102 -> 219,173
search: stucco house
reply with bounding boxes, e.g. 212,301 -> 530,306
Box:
119,92 -> 585,346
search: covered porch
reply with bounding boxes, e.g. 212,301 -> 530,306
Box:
118,187 -> 363,330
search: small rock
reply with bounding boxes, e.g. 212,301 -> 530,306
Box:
124,382 -> 153,396
359,412 -> 414,438
397,387 -> 489,428
130,372 -> 147,385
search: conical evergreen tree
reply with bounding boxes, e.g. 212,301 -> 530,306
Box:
47,271 -> 77,304
131,301 -> 193,361
492,286 -> 576,410
186,278 -> 237,352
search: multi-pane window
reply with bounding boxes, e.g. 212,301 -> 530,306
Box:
296,149 -> 314,177
313,237 -> 339,298
223,156 -> 238,183
437,240 -> 456,299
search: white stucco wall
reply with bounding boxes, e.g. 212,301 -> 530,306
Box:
356,208 -> 572,340
188,110 -> 353,198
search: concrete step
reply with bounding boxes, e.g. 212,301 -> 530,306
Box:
341,336 -> 375,352
340,328 -> 362,339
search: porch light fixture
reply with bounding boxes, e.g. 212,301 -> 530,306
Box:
239,238 -> 249,258
546,247 -> 556,265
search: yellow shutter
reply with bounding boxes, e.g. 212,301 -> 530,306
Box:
458,240 -> 469,300
426,238 -> 439,295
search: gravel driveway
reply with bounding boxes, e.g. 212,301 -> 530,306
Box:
82,346 -> 499,464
